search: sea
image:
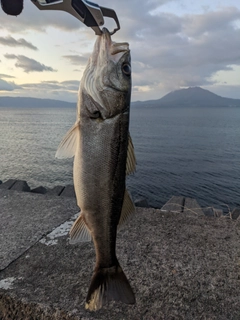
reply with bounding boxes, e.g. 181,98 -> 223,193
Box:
1,105 -> 240,212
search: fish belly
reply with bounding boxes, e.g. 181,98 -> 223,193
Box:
74,112 -> 129,264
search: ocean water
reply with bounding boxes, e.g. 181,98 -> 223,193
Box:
1,105 -> 240,211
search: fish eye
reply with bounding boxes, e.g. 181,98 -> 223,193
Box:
90,111 -> 102,119
122,63 -> 131,76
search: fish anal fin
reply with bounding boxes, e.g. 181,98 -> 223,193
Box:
85,264 -> 135,311
69,212 -> 91,244
118,189 -> 135,229
55,121 -> 80,159
126,133 -> 136,175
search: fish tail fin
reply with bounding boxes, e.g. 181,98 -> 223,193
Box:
85,263 -> 135,311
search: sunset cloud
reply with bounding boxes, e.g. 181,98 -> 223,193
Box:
0,36 -> 37,50
4,54 -> 56,73
0,73 -> 15,79
0,0 -> 240,100
62,54 -> 89,66
0,79 -> 20,91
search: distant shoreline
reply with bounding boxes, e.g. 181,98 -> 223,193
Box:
1,87 -> 240,108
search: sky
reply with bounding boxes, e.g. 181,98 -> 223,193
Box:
0,0 -> 240,102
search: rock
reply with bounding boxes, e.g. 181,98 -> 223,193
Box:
134,198 -> 149,208
0,179 -> 17,190
10,180 -> 30,192
202,207 -> 214,217
184,197 -> 204,216
213,208 -> 223,217
161,196 -> 184,213
60,185 -> 75,198
231,207 -> 240,220
31,186 -> 47,195
47,186 -> 65,196
0,180 -> 2,185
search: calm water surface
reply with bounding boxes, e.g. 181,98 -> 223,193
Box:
1,105 -> 240,211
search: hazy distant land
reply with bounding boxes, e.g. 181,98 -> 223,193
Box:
1,87 -> 240,108
132,87 -> 240,108
0,96 -> 75,108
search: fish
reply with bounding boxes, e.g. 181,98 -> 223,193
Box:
56,28 -> 136,311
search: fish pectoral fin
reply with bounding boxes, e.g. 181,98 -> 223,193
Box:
85,264 -> 135,311
69,212 -> 92,244
126,133 -> 136,175
55,121 -> 80,159
118,189 -> 135,229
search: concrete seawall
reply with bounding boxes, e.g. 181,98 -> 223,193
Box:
0,179 -> 75,198
0,181 -> 240,319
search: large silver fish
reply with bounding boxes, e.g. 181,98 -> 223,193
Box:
56,28 -> 136,311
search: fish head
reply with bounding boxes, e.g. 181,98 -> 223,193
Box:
80,28 -> 131,119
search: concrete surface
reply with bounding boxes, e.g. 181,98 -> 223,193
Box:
0,179 -> 76,198
0,189 -> 78,270
161,196 -> 184,213
0,190 -> 240,319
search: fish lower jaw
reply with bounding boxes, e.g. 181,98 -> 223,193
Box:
106,111 -> 129,120
87,110 -> 129,121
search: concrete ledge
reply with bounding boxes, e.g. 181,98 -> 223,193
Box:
0,189 -> 78,270
60,184 -> 75,197
0,179 -> 75,198
10,180 -> 30,192
47,185 -> 65,196
0,179 -> 16,190
1,194 -> 240,319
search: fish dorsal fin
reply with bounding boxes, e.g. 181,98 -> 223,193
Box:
118,189 -> 135,228
69,212 -> 92,244
55,121 -> 80,159
126,133 -> 136,175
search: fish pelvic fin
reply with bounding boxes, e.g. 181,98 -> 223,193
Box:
118,189 -> 135,229
55,121 -> 80,159
85,264 -> 135,311
126,133 -> 136,175
69,212 -> 92,244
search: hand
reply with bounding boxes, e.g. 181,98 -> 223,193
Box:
1,0 -> 24,15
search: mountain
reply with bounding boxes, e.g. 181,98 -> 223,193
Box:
1,87 -> 240,108
133,87 -> 240,107
0,96 -> 75,108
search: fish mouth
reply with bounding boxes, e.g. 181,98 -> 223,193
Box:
110,43 -> 129,63
101,28 -> 129,61
110,42 -> 129,55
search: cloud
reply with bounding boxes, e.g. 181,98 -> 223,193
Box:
22,80 -> 79,91
183,7 -> 240,36
1,0 -> 240,100
0,79 -> 20,91
0,79 -> 79,101
60,80 -> 80,90
3,79 -> 79,102
62,54 -> 89,66
127,6 -> 240,99
205,84 -> 240,99
0,73 -> 15,79
4,54 -> 56,73
0,36 -> 37,50
0,2 -> 83,32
